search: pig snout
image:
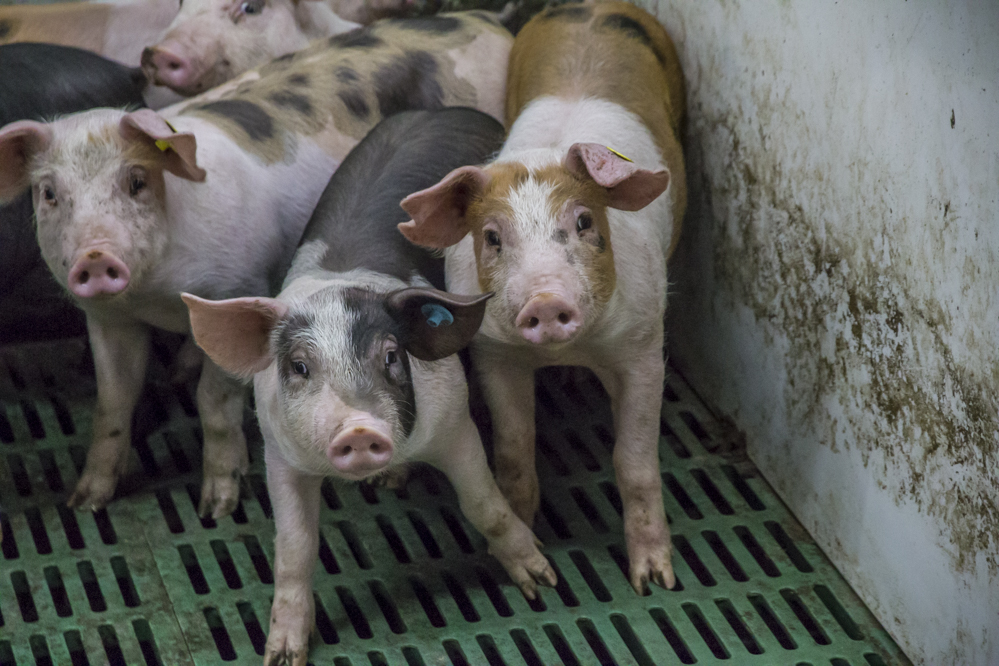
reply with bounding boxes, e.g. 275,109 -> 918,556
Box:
515,292 -> 581,344
327,425 -> 394,476
68,249 -> 131,298
142,44 -> 197,91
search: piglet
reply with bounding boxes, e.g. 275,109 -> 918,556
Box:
183,108 -> 556,666
399,1 -> 687,594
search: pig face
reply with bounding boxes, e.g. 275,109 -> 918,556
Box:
0,109 -> 205,301
183,282 -> 490,479
142,0 -> 356,96
400,143 -> 669,346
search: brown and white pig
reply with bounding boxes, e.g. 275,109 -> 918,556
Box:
140,0 -> 366,96
185,108 -> 555,666
399,2 -> 687,594
0,13 -> 512,519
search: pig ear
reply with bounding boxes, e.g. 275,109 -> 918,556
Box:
384,288 -> 493,361
564,142 -> 670,212
398,166 -> 489,248
120,109 -> 207,182
181,293 -> 288,379
0,121 -> 52,203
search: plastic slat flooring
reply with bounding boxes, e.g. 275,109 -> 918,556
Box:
0,337 -> 910,666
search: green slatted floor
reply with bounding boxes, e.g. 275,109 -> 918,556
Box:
0,336 -> 910,666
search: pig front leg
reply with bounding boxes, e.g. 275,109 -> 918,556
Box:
68,318 -> 150,511
476,355 -> 539,525
263,448 -> 322,666
195,359 -> 249,518
431,414 -> 557,599
594,347 -> 675,593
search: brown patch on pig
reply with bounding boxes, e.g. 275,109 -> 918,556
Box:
181,13 -> 505,164
463,162 -> 529,294
535,164 -> 617,307
505,1 -> 686,257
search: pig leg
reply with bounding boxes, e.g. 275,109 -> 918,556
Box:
195,359 -> 249,519
68,318 -> 150,511
594,348 -> 675,593
263,447 -> 322,666
476,356 -> 539,525
432,414 -> 557,599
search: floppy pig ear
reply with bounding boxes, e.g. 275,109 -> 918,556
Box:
397,166 -> 489,248
564,142 -> 669,212
181,293 -> 288,379
384,288 -> 493,361
120,109 -> 207,182
0,120 -> 53,203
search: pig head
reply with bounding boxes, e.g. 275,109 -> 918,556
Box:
0,108 -> 204,303
141,0 -> 362,96
183,285 -> 490,478
400,143 -> 668,345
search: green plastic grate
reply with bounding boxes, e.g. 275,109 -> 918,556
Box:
0,337 -> 910,666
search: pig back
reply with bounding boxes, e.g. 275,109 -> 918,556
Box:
0,43 -> 147,344
293,108 -> 504,291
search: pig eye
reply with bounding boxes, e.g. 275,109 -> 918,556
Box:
292,361 -> 309,377
41,185 -> 57,204
129,175 -> 146,197
484,230 -> 501,248
576,212 -> 592,232
384,350 -> 397,367
239,0 -> 263,14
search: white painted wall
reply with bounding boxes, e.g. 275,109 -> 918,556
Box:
640,1 -> 999,664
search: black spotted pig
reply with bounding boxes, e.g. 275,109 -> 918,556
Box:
0,13 -> 512,518
183,108 -> 556,666
400,2 -> 687,593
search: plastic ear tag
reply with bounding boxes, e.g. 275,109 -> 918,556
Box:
155,120 -> 178,152
421,303 -> 454,328
606,146 -> 633,162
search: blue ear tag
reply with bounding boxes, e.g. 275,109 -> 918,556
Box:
421,303 -> 454,328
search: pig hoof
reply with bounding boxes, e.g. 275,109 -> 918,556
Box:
506,550 -> 557,600
67,472 -> 119,511
264,592 -> 313,666
629,548 -> 676,594
198,472 -> 243,519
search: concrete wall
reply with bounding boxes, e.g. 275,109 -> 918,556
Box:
643,0 -> 999,663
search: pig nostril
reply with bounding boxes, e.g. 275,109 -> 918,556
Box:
78,270 -> 90,284
370,442 -> 380,453
168,61 -> 181,71
342,446 -> 352,454
107,267 -> 118,279
558,312 -> 570,324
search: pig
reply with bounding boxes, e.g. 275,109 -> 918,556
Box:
184,107 -> 556,666
0,43 -> 148,344
141,0 -> 411,96
398,1 -> 688,593
0,13 -> 512,518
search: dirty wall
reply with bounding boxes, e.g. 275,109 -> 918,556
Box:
645,0 -> 999,663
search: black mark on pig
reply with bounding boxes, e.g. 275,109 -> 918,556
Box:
335,67 -> 358,83
196,99 -> 274,141
395,16 -> 461,33
373,51 -> 444,118
553,229 -> 568,244
543,4 -> 592,21
288,73 -> 310,87
330,28 -> 383,49
599,13 -> 666,66
0,20 -> 13,40
950,109 -> 955,129
275,311 -> 316,384
269,90 -> 313,117
338,89 -> 370,120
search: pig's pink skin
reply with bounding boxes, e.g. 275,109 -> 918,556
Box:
514,291 -> 581,344
327,424 -> 394,476
67,248 -> 131,298
142,0 -> 360,96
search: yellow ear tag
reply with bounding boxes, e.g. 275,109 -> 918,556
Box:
606,146 -> 633,162
155,120 -> 178,152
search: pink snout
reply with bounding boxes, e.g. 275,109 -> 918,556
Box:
141,44 -> 196,90
68,250 -> 130,298
327,426 -> 394,476
515,293 -> 581,344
